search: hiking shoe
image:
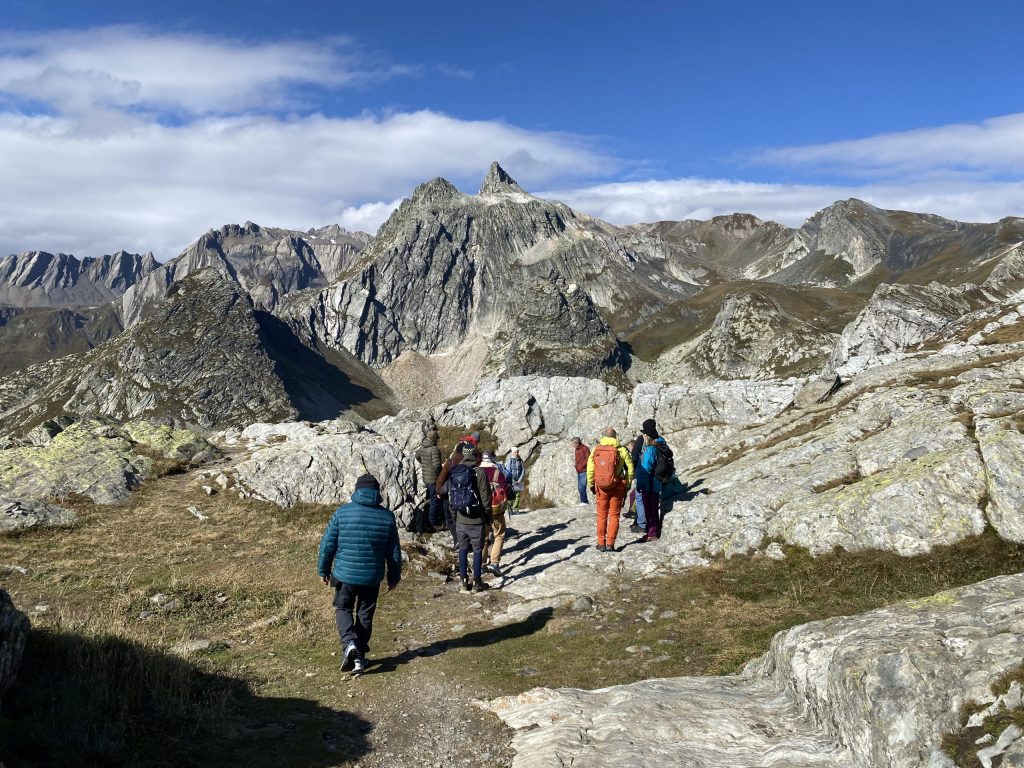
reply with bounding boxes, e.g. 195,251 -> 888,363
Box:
605,544 -> 616,553
485,563 -> 503,577
638,535 -> 649,543
340,642 -> 358,672
596,544 -> 606,552
629,524 -> 643,533
352,656 -> 366,675
461,576 -> 472,593
472,579 -> 489,593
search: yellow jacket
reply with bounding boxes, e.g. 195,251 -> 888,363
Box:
586,436 -> 635,487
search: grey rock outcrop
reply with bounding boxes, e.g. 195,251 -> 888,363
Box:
487,573 -> 1024,768
830,282 -> 973,376
0,250 -> 158,308
0,418 -> 210,504
0,589 -> 29,712
227,419 -> 419,523
1,498 -> 76,532
121,221 -> 368,326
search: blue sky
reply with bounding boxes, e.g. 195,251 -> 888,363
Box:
1,0 -> 1023,258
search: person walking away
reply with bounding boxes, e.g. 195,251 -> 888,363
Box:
633,419 -> 672,541
571,437 -> 590,505
317,474 -> 401,675
416,430 -> 443,529
480,451 -> 509,576
437,446 -> 492,592
587,427 -> 634,552
502,447 -> 525,514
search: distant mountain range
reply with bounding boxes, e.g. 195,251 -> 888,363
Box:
1,162 -> 1022,436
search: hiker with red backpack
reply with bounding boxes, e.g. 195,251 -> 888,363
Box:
586,427 -> 635,552
480,451 -> 509,577
436,445 -> 492,593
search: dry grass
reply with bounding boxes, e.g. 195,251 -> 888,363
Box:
943,661 -> 1024,767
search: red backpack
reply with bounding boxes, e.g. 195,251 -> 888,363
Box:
592,444 -> 620,492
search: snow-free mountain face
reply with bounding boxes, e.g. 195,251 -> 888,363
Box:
0,250 -> 158,308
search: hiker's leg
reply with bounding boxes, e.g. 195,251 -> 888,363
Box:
635,490 -> 647,529
470,525 -> 484,581
577,472 -> 588,503
595,489 -> 609,546
426,485 -> 440,528
641,491 -> 660,538
332,582 -> 358,648
353,582 -> 380,655
444,498 -> 457,547
606,486 -> 624,548
456,525 -> 470,579
511,489 -> 521,513
490,510 -> 506,565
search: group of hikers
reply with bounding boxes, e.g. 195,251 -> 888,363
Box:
316,419 -> 675,675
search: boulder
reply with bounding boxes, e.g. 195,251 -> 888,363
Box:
486,573 -> 1024,768
0,589 -> 29,712
1,498 -> 76,532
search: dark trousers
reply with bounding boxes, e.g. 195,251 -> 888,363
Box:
426,484 -> 441,527
333,581 -> 380,655
457,522 -> 485,581
442,497 -> 457,546
640,490 -> 661,538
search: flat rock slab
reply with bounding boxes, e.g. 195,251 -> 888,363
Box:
486,573 -> 1024,768
0,498 -> 76,532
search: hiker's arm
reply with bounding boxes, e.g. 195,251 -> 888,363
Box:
586,451 -> 596,488
385,520 -> 402,588
435,462 -> 450,495
317,514 -> 339,583
621,447 -> 635,485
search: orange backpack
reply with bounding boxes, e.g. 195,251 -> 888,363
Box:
592,444 -> 620,492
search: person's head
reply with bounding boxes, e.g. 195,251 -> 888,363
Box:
641,419 -> 658,439
510,447 -> 520,457
626,439 -> 636,451
604,427 -> 617,439
471,431 -> 481,444
354,473 -> 380,494
482,451 -> 494,462
570,437 -> 581,446
461,446 -> 478,463
425,429 -> 438,445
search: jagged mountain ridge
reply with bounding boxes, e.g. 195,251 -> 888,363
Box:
121,221 -> 370,326
0,250 -> 158,307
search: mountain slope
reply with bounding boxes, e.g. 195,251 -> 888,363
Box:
0,250 -> 158,307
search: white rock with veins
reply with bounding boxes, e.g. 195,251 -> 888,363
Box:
486,573 -> 1024,768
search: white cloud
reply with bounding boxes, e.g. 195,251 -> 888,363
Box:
0,110 -> 615,258
757,112 -> 1024,176
0,26 -> 399,116
541,177 -> 1024,228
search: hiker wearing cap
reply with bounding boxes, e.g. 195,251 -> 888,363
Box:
586,427 -> 634,552
480,451 -> 509,577
571,437 -> 590,505
436,446 -> 492,592
317,474 -> 401,675
501,447 -> 525,514
416,430 -> 443,529
631,419 -> 674,542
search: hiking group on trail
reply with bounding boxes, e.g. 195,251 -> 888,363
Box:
317,419 -> 679,674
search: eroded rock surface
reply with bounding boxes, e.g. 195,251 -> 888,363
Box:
487,573 -> 1024,768
0,498 -> 76,532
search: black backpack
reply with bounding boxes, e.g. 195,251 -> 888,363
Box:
448,463 -> 479,512
406,501 -> 431,534
653,442 -> 675,483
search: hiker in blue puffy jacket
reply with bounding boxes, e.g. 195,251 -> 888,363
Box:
318,473 -> 402,675
631,419 -> 666,541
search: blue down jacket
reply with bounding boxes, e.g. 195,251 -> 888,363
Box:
317,487 -> 402,587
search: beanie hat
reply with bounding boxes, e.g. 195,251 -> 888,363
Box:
426,429 -> 438,443
471,431 -> 481,443
355,474 -> 380,491
642,419 -> 658,438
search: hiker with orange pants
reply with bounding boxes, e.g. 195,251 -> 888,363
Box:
586,427 -> 635,552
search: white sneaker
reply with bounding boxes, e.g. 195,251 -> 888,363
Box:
341,642 -> 358,672
578,501 -> 588,506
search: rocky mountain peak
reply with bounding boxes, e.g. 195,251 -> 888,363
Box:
409,177 -> 463,207
479,161 -> 525,196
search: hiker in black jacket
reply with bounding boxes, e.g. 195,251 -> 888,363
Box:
436,446 -> 491,593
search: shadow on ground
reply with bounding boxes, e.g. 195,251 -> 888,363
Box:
0,628 -> 370,768
367,607 -> 555,674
